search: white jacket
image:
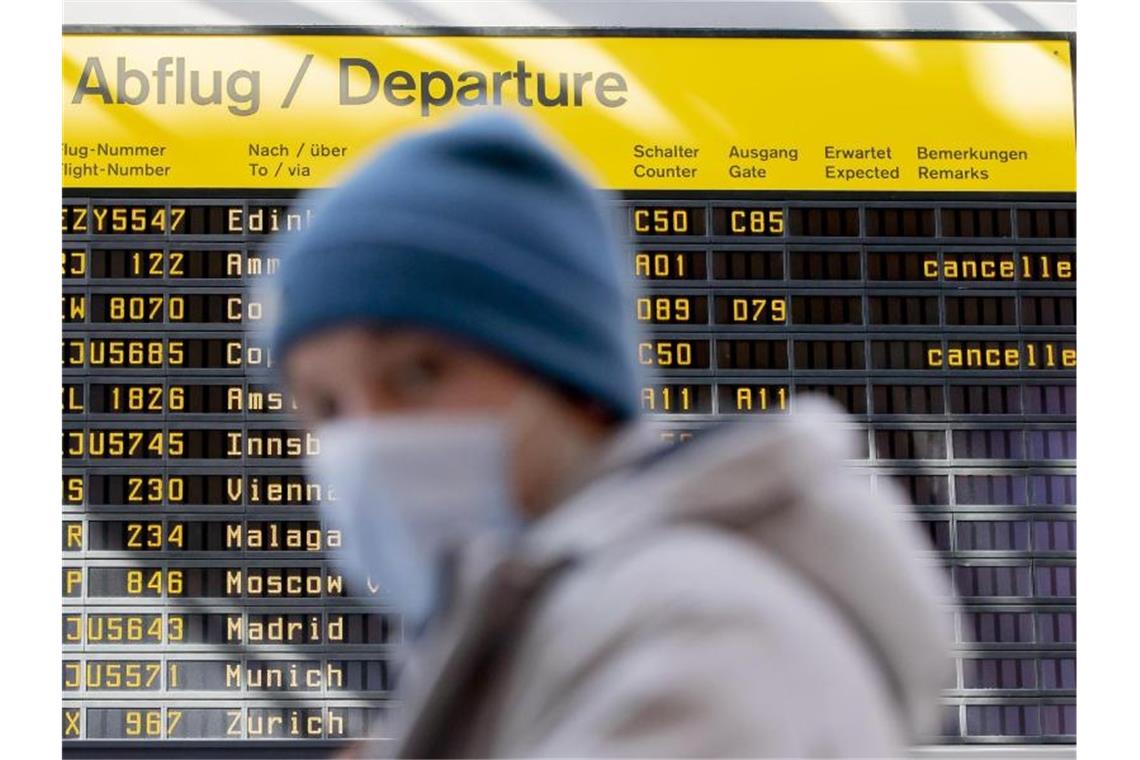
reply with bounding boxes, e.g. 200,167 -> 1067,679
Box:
385,398 -> 955,758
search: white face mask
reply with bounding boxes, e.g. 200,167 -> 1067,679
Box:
310,415 -> 523,635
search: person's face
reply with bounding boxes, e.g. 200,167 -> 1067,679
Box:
283,326 -> 612,516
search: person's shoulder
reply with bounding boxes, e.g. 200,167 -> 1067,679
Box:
531,522 -> 837,645
503,522 -> 893,723
491,523 -> 907,757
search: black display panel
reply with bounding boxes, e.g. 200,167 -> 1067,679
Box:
62,194 -> 1076,750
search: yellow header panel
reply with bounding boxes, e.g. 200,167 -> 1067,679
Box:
62,35 -> 1075,191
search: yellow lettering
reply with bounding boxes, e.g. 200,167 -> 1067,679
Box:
63,709 -> 80,737
64,568 -> 82,595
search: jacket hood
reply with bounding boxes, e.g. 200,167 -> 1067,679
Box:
523,397 -> 956,741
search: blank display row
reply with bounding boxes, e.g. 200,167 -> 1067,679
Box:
888,473 -> 1075,506
941,702 -> 1076,737
875,428 -> 1074,460
951,563 -> 1075,599
961,609 -> 1075,645
869,384 -> 1074,416
921,518 -> 1075,553
961,656 -> 1075,690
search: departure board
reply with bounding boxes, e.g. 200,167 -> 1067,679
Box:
63,33 -> 1076,750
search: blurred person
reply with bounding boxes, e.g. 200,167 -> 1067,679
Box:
268,113 -> 954,758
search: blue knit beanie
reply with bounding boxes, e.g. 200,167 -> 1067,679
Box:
270,113 -> 641,420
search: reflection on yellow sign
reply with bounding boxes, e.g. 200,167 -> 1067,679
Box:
62,35 -> 1075,191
